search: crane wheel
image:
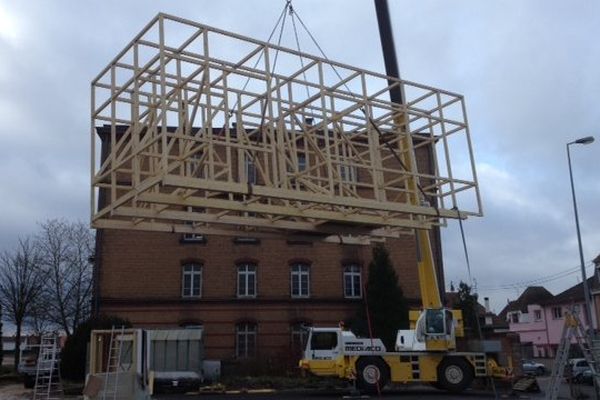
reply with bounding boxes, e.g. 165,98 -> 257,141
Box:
437,357 -> 474,393
356,356 -> 389,394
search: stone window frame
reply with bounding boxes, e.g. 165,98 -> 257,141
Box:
342,263 -> 362,299
290,321 -> 311,354
237,262 -> 257,298
290,262 -> 311,298
181,263 -> 202,298
236,321 -> 257,358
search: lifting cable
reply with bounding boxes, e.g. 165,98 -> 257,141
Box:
288,1 -> 442,221
454,206 -> 474,288
288,3 -> 311,100
195,1 -> 290,226
283,6 -> 498,396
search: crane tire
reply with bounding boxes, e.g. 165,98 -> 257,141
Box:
356,356 -> 389,394
437,357 -> 474,393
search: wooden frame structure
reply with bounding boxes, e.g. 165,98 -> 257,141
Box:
91,13 -> 482,240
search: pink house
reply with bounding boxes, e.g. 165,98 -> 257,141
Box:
500,280 -> 596,358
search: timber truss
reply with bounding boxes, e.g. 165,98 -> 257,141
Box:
91,13 -> 482,241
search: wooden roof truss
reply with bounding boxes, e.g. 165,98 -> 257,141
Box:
91,13 -> 482,241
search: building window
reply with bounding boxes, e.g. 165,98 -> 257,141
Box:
236,322 -> 257,358
343,264 -> 362,298
339,163 -> 358,183
510,313 -> 519,324
182,207 -> 206,243
182,264 -> 202,298
244,154 -> 257,184
552,307 -> 563,319
290,263 -> 310,298
573,304 -> 581,314
182,323 -> 203,330
534,310 -> 542,321
237,263 -> 257,297
233,237 -> 260,245
291,322 -> 310,355
298,153 -> 307,171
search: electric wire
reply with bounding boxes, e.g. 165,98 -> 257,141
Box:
478,262 -> 595,292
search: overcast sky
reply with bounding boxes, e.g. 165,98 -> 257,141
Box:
0,0 -> 598,313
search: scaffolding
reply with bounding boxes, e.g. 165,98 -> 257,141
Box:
91,13 -> 482,240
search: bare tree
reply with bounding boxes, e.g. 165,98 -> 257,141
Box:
36,219 -> 95,336
24,295 -> 53,336
0,238 -> 44,370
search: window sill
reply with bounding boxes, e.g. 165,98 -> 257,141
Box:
233,237 -> 261,245
180,236 -> 207,244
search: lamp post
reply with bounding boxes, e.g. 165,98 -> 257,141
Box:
567,136 -> 595,332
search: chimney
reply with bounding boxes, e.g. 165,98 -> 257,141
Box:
484,297 -> 491,313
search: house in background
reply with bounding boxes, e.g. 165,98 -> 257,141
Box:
444,292 -> 509,335
591,254 -> 600,327
500,287 -> 554,358
501,277 -> 599,359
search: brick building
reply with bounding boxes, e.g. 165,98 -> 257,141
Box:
93,126 -> 445,368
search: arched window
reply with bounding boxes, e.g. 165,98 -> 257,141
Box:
343,264 -> 362,298
237,263 -> 257,297
290,263 -> 310,298
182,263 -> 202,298
236,322 -> 257,358
290,322 -> 311,355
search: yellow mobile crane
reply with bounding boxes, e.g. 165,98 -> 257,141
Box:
298,0 -> 509,393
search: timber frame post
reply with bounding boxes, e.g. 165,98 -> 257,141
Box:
91,13 -> 482,242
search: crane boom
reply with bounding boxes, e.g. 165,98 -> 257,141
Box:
373,0 -> 442,310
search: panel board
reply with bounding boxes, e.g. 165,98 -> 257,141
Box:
91,13 -> 482,240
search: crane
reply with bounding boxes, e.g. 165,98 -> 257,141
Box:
297,1 -> 510,394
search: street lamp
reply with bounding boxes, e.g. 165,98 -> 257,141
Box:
567,135 -> 595,332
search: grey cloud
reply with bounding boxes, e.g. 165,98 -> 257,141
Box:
0,1 -> 598,310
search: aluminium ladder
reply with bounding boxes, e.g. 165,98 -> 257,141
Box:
101,326 -> 126,400
546,310 -> 600,400
33,333 -> 64,400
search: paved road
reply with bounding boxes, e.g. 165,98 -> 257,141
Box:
153,377 -> 599,400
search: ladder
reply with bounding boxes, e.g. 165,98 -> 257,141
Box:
102,326 -> 126,400
33,333 -> 63,400
546,310 -> 600,400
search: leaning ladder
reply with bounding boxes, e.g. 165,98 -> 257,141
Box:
546,311 -> 600,400
102,326 -> 125,400
33,333 -> 64,400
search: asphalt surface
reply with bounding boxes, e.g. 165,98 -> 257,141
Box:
153,377 -> 598,399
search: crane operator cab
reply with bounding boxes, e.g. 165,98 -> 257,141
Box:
396,308 -> 459,352
424,308 -> 455,336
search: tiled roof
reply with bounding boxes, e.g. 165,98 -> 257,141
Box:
545,276 -> 599,305
498,286 -> 554,318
